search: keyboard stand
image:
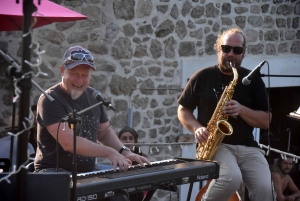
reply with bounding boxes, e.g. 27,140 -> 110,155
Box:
142,182 -> 180,201
187,182 -> 193,201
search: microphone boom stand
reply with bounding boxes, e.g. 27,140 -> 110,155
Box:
0,49 -> 55,102
67,101 -> 103,201
260,74 -> 300,78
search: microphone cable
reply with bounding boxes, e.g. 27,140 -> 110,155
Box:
264,61 -> 276,201
54,109 -> 116,172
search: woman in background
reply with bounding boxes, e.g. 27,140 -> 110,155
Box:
118,126 -> 147,158
118,126 -> 148,201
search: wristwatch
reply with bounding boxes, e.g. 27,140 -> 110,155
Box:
119,146 -> 131,154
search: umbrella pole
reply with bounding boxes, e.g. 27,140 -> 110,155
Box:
14,0 -> 35,200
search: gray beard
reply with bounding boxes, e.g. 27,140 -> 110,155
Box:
71,89 -> 83,100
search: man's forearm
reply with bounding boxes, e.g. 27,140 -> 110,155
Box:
100,131 -> 123,151
239,105 -> 271,129
69,136 -> 116,158
178,105 -> 201,133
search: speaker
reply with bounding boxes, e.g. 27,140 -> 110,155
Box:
0,172 -> 70,201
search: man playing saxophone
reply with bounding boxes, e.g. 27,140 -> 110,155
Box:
177,27 -> 274,201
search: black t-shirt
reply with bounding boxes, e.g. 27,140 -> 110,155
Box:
178,65 -> 270,147
34,84 -> 109,172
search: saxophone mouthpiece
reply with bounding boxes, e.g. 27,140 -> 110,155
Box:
230,62 -> 235,68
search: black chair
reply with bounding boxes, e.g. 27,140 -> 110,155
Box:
0,172 -> 70,201
0,158 -> 11,172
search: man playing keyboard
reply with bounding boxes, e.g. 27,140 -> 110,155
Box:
34,46 -> 150,174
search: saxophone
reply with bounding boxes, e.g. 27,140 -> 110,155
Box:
196,62 -> 238,160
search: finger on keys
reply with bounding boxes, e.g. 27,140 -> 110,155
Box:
138,156 -> 151,167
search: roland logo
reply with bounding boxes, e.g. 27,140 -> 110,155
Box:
197,174 -> 209,180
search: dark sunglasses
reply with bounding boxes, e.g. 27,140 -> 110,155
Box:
64,50 -> 94,64
221,45 -> 244,55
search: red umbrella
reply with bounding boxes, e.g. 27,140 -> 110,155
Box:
0,0 -> 87,31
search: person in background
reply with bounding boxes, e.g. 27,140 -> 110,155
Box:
118,126 -> 147,158
272,156 -> 300,201
177,27 -> 274,200
118,126 -> 148,201
34,46 -> 150,174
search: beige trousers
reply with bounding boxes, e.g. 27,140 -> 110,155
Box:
202,143 -> 275,201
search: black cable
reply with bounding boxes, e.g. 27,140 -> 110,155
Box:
266,61 -> 271,165
265,61 -> 275,201
55,115 -> 78,173
55,119 -> 64,172
53,110 -> 116,173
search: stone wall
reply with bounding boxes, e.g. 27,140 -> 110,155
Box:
0,0 -> 299,200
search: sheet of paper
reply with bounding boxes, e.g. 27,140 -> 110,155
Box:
289,112 -> 300,119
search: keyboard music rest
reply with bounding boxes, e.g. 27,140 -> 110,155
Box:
73,158 -> 219,200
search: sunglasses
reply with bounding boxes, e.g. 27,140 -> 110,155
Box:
221,45 -> 244,55
64,50 -> 94,64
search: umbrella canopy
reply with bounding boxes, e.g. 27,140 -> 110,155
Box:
0,0 -> 87,31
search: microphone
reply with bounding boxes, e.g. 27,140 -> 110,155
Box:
92,90 -> 115,111
242,61 -> 266,85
